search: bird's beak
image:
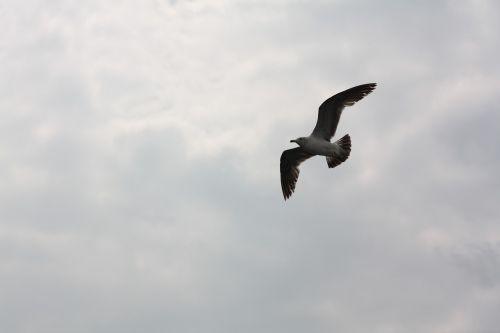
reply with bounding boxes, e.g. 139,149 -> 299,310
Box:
290,139 -> 296,143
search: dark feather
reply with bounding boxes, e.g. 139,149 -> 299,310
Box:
280,147 -> 313,200
311,83 -> 376,140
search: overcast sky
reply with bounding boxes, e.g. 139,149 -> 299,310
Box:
1,0 -> 500,332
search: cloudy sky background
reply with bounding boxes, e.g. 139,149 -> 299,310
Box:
1,0 -> 500,332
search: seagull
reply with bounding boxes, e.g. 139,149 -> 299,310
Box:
280,83 -> 376,200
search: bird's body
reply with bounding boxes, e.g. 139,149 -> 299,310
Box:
280,83 -> 376,200
294,136 -> 343,156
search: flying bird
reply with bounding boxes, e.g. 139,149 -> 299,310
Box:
280,83 -> 377,200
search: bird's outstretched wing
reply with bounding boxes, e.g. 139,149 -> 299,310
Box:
280,147 -> 313,200
311,83 -> 376,140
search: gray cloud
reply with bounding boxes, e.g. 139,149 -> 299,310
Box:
1,0 -> 500,332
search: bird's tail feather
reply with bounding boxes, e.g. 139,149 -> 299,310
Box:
326,134 -> 351,168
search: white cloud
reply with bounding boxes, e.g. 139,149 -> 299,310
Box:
1,0 -> 500,332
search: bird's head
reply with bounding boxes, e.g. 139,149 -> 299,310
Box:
290,137 -> 306,147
